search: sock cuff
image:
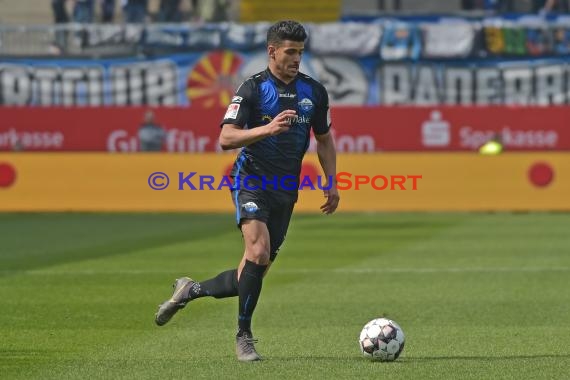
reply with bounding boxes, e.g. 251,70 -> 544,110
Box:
243,259 -> 267,278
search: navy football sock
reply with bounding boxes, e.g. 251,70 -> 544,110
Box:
190,269 -> 238,299
237,260 -> 267,333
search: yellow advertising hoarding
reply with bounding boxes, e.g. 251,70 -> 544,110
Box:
0,153 -> 568,212
239,0 -> 341,23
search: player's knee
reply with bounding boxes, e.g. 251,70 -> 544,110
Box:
246,242 -> 270,264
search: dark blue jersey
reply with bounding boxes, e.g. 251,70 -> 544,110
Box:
221,68 -> 331,200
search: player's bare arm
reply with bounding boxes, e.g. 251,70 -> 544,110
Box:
315,131 -> 339,214
219,109 -> 297,150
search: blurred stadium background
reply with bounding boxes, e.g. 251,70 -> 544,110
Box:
1,1 -> 569,379
1,0 -> 569,210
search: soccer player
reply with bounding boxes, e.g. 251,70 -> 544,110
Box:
154,20 -> 339,362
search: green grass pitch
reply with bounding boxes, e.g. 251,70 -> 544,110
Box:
1,212 -> 569,379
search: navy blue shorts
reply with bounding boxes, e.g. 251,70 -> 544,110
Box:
231,188 -> 295,261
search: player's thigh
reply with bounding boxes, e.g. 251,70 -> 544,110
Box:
232,189 -> 272,264
241,219 -> 271,258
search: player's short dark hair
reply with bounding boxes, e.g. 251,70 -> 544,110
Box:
267,20 -> 307,46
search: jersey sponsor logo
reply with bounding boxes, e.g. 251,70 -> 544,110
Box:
279,93 -> 296,98
231,96 -> 243,103
224,103 -> 240,119
260,114 -> 309,125
299,98 -> 313,111
242,201 -> 259,213
292,114 -> 310,125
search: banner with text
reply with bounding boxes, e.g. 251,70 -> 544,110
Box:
0,153 -> 568,212
5,53 -> 570,106
1,106 -> 569,152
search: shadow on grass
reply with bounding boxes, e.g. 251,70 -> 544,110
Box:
0,213 -> 235,275
263,353 -> 570,363
408,353 -> 570,361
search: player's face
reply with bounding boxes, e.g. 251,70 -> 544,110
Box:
269,40 -> 304,82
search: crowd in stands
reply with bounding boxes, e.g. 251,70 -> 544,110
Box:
50,0 -> 570,28
373,0 -> 568,15
51,0 -> 231,25
461,0 -> 569,14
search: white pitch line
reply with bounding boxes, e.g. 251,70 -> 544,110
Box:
1,267 -> 568,276
335,267 -> 570,274
283,267 -> 570,274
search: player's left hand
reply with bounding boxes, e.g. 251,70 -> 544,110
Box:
320,183 -> 339,215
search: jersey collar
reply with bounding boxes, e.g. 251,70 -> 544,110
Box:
265,68 -> 298,88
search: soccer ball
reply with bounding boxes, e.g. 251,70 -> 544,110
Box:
359,318 -> 405,361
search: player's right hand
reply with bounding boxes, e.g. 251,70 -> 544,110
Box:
265,110 -> 297,136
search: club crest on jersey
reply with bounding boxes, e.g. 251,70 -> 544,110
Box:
242,202 -> 259,213
298,98 -> 313,111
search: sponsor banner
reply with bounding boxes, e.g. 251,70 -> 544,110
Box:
0,107 -> 225,152
332,107 -> 570,151
1,106 -> 569,152
0,153 -> 568,212
6,53 -> 570,106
